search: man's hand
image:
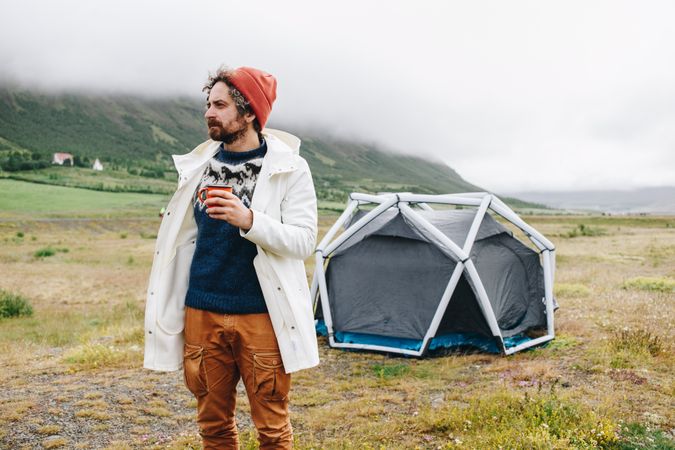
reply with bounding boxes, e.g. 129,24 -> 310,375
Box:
204,190 -> 254,231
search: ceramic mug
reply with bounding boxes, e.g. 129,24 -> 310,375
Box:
197,184 -> 233,204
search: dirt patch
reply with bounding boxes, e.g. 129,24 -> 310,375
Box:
0,366 -> 255,449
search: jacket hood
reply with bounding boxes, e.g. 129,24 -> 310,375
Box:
171,128 -> 300,177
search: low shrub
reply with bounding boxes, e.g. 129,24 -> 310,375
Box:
0,289 -> 33,318
34,246 -> 69,258
34,247 -> 55,257
610,328 -> 664,357
564,223 -> 606,238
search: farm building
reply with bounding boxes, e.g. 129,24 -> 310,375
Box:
52,152 -> 74,166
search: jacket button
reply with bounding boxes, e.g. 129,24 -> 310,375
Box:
148,331 -> 152,334
277,287 -> 281,291
291,326 -> 295,330
150,291 -> 154,295
156,251 -> 160,255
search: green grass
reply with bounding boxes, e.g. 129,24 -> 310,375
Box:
0,179 -> 169,218
371,362 -> 411,379
622,276 -> 675,293
0,289 -> 33,318
617,422 -> 675,450
418,388 -> 619,448
554,283 -> 591,298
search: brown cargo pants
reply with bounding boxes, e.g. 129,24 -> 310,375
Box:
183,306 -> 292,449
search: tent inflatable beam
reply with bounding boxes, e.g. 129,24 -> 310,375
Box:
319,198 -> 360,253
321,195 -> 398,256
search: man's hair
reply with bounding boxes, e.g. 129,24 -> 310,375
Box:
203,66 -> 262,134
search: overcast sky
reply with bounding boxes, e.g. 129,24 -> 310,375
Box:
1,0 -> 674,192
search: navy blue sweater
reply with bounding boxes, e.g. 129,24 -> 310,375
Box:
185,141 -> 268,314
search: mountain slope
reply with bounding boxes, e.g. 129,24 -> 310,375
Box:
0,87 -> 540,207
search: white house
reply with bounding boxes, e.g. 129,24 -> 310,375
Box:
52,152 -> 74,166
92,158 -> 104,171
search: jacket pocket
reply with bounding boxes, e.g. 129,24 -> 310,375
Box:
253,351 -> 290,401
183,343 -> 209,397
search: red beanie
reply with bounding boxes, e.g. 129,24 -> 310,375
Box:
228,67 -> 277,129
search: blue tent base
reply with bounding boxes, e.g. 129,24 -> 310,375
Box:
316,320 -> 537,355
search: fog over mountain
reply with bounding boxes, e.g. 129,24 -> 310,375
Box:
507,187 -> 675,214
1,0 -> 674,193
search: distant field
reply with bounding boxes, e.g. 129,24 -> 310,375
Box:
0,179 -> 170,218
2,166 -> 177,194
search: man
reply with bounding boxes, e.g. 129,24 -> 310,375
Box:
143,66 -> 320,449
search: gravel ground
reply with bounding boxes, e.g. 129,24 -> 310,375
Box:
0,365 -> 254,449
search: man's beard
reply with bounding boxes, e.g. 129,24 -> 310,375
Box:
207,117 -> 248,145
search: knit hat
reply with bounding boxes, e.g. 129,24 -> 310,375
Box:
228,67 -> 277,129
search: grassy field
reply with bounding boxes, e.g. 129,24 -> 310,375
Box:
0,183 -> 673,449
0,179 -> 171,219
2,166 -> 178,195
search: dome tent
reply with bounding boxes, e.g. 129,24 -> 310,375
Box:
312,192 -> 557,356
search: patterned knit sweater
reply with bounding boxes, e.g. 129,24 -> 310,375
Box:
184,140 -> 268,314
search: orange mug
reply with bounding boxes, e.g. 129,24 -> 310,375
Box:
197,184 -> 233,204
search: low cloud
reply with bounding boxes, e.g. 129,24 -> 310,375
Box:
1,0 -> 674,191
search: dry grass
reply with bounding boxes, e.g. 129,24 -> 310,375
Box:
42,437 -> 69,448
0,214 -> 673,448
36,425 -> 62,435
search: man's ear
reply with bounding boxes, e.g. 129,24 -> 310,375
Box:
244,112 -> 256,124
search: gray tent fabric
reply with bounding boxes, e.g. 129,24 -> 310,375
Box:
321,208 -> 546,343
471,234 -> 545,336
326,235 -> 457,340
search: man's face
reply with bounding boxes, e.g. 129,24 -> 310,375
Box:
204,81 -> 249,144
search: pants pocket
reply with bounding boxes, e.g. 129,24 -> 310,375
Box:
253,352 -> 290,402
183,343 -> 209,397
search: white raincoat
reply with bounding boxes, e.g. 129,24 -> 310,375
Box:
143,129 -> 320,373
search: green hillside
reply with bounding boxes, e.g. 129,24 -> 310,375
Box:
0,86 -> 540,209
